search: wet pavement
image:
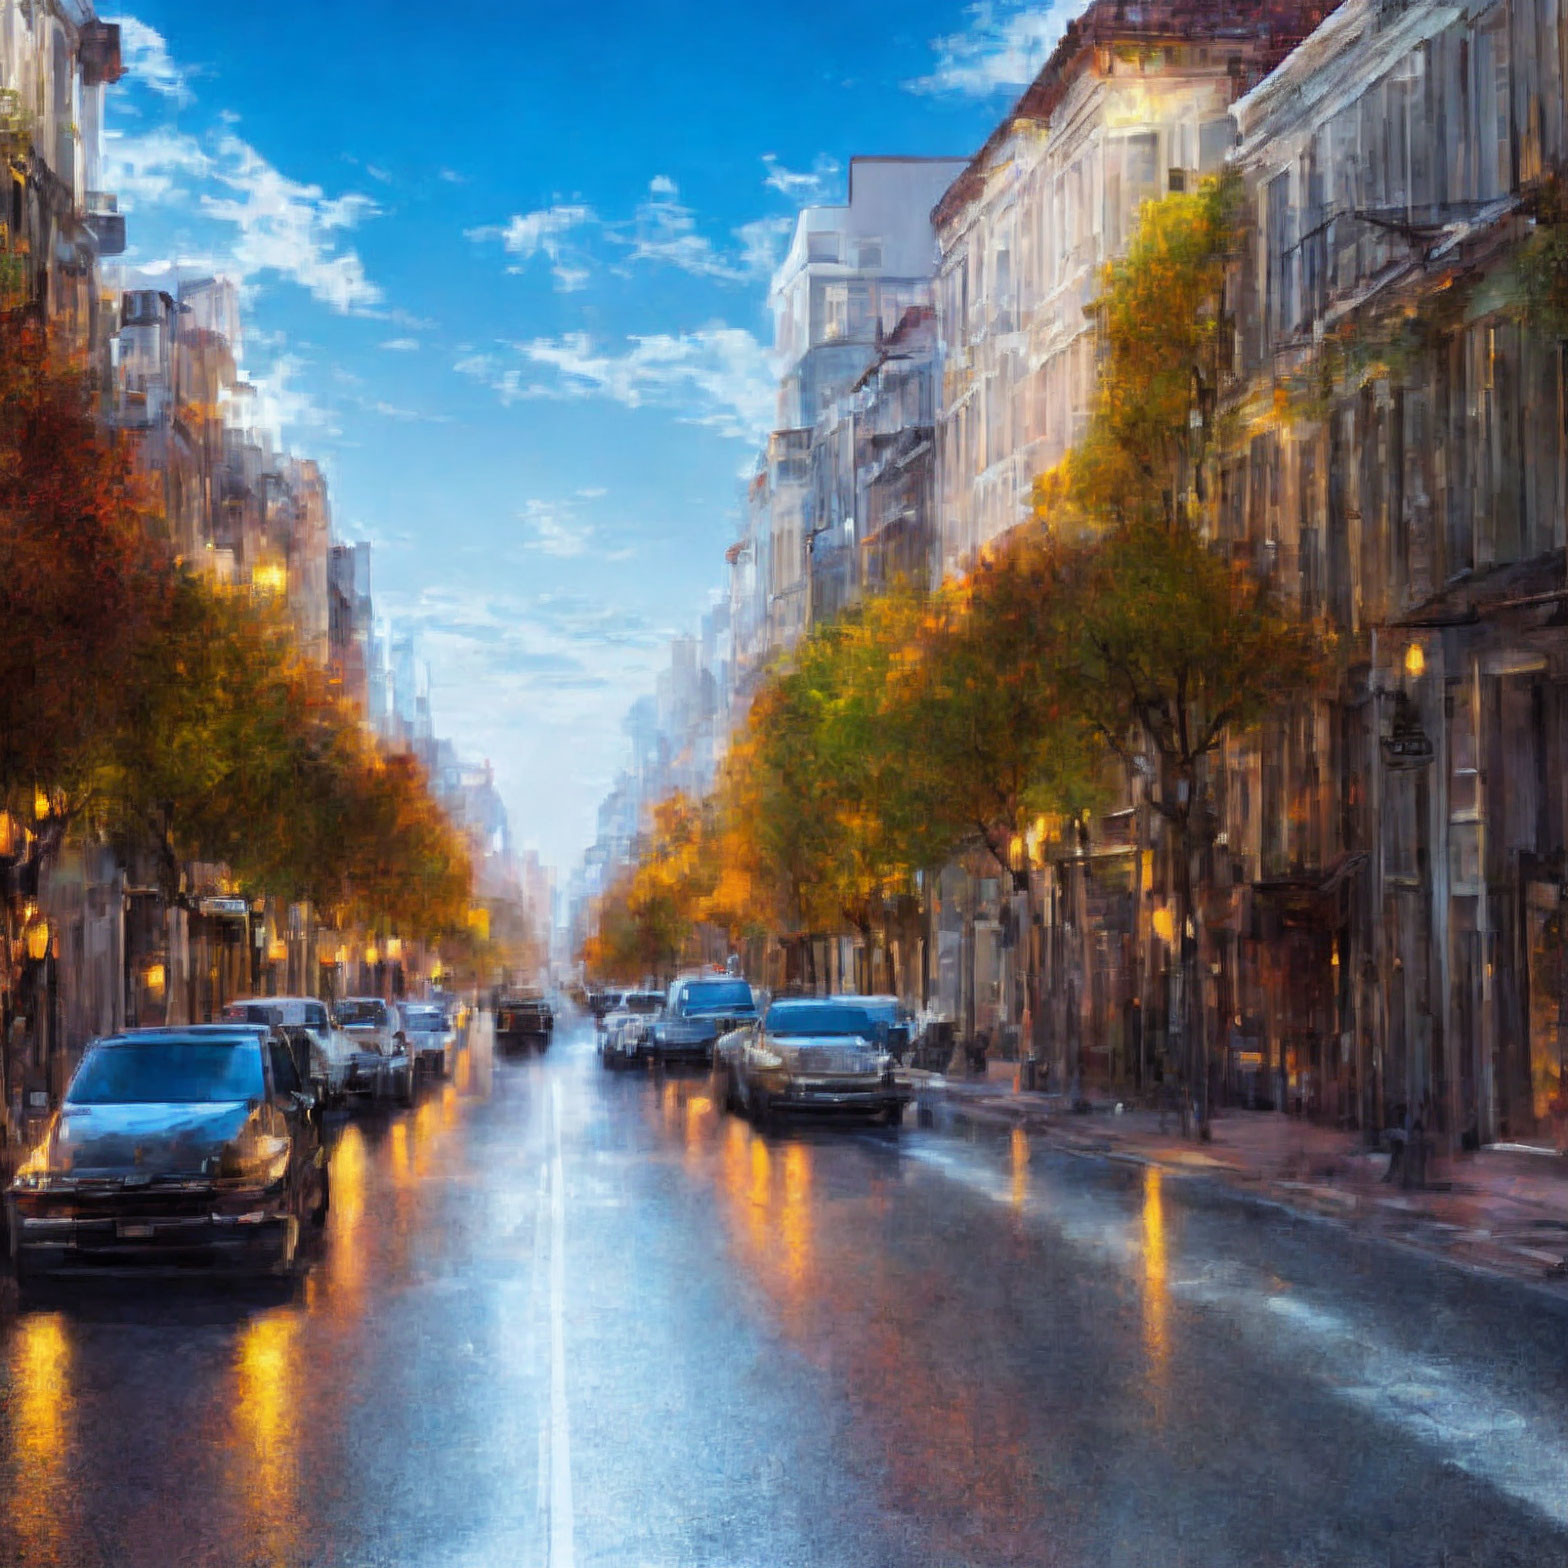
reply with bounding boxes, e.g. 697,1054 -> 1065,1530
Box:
2,1013 -> 1568,1568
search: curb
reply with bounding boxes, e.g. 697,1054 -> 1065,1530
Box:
917,1080 -> 1568,1302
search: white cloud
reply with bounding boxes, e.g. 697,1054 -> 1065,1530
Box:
521,498 -> 594,558
734,215 -> 793,280
102,126 -> 210,206
112,16 -> 192,105
467,203 -> 598,292
469,180 -> 779,289
623,176 -> 733,278
380,337 -> 420,352
761,153 -> 842,203
512,327 -> 775,441
908,2 -> 1075,97
246,353 -> 341,443
104,124 -> 385,315
197,134 -> 383,313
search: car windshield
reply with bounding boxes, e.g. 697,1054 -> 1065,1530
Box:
67,1039 -> 266,1105
765,1003 -> 876,1038
683,982 -> 753,1011
403,1009 -> 445,1031
337,1001 -> 388,1027
627,994 -> 663,1013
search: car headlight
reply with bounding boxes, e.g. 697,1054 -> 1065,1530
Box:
217,1132 -> 291,1188
750,1045 -> 784,1070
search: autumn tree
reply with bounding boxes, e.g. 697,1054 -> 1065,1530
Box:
1059,170 -> 1242,529
904,529 -> 1103,1070
106,568 -> 471,951
582,794 -> 714,985
0,321 -> 166,879
1040,172 -> 1328,1132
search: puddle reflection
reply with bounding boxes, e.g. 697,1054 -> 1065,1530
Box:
232,1310 -> 301,1567
1141,1166 -> 1170,1420
5,1311 -> 72,1564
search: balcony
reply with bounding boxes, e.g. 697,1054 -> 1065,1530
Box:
84,192 -> 125,257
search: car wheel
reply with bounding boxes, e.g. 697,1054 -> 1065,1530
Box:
309,1155 -> 331,1228
274,1214 -> 301,1275
6,1200 -> 28,1283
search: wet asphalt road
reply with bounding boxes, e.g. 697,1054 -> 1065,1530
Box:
3,1014 -> 1568,1568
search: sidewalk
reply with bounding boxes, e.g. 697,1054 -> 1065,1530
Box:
906,1061 -> 1568,1295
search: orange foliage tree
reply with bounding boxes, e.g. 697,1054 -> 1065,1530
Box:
0,321 -> 166,874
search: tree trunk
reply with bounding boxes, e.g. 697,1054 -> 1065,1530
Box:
1021,871 -> 1043,1071
1172,814 -> 1212,1140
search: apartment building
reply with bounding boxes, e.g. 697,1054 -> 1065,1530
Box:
933,0 -> 1331,577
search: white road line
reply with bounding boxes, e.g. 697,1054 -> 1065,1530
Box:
534,1158 -> 551,1559
548,1079 -> 576,1568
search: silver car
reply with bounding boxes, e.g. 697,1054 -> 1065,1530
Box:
335,997 -> 411,1106
716,997 -> 908,1127
221,996 -> 355,1105
401,1003 -> 457,1079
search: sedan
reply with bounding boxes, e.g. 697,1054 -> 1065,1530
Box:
5,1026 -> 328,1283
336,997 -> 412,1106
715,998 -> 910,1127
401,1003 -> 458,1079
599,991 -> 666,1069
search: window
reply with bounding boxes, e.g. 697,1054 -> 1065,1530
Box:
807,230 -> 841,264
855,237 -> 883,270
68,1040 -> 267,1106
1266,169 -> 1295,345
270,1039 -> 303,1096
821,283 -> 849,341
1199,118 -> 1235,173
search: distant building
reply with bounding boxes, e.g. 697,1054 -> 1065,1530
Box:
328,542 -> 373,710
748,156 -> 968,657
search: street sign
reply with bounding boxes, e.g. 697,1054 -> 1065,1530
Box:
198,895 -> 250,919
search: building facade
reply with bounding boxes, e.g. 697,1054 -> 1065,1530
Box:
932,0 -> 1331,578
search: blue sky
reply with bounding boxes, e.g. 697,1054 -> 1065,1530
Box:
102,1 -> 1076,874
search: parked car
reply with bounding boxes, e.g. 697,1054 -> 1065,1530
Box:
221,996 -> 354,1105
495,991 -> 553,1054
5,1024 -> 328,1282
335,997 -> 411,1105
644,975 -> 757,1069
714,996 -> 909,1127
401,1002 -> 458,1079
599,990 -> 667,1069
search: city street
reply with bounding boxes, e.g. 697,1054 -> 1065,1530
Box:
0,1013 -> 1565,1567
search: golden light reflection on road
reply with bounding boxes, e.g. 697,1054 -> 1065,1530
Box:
412,1097 -> 439,1179
779,1141 -> 813,1305
232,1310 -> 301,1568
1009,1126 -> 1029,1211
1141,1165 -> 1170,1418
6,1312 -> 72,1565
324,1121 -> 368,1308
683,1093 -> 714,1169
388,1118 -> 410,1184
